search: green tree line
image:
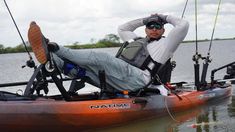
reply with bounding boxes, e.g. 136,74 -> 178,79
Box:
0,34 -> 121,54
0,43 -> 32,54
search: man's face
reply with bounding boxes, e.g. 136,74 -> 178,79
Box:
145,23 -> 165,39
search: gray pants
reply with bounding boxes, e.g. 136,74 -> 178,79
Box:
53,46 -> 148,92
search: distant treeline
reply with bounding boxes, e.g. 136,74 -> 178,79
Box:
0,34 -> 121,54
65,40 -> 121,49
0,44 -> 31,54
0,34 -> 234,54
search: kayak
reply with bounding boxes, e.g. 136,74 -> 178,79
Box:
0,83 -> 232,131
0,59 -> 232,131
1,1 -> 233,131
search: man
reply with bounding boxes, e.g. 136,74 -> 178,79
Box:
116,14 -> 189,95
28,13 -> 189,95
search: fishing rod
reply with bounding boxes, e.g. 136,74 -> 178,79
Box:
181,0 -> 189,18
192,0 -> 200,90
3,0 -> 35,68
201,0 -> 222,85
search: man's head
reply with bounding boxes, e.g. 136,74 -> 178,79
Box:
144,16 -> 165,40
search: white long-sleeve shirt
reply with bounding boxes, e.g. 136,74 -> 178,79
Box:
118,15 -> 189,83
118,15 -> 189,64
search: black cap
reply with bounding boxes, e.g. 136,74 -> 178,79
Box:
145,16 -> 164,26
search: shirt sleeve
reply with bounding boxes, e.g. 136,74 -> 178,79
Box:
117,18 -> 144,42
164,15 -> 189,53
147,15 -> 189,64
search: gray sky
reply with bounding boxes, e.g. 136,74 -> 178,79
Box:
1,0 -> 234,47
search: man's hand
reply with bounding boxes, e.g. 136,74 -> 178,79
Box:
157,14 -> 168,24
143,14 -> 168,25
143,15 -> 157,25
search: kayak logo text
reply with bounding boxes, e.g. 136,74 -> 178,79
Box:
90,103 -> 130,109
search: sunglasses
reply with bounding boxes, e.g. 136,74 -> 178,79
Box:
147,24 -> 162,30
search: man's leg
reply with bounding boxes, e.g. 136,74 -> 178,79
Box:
54,47 -> 148,92
28,22 -> 148,92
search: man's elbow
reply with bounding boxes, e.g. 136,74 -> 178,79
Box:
182,20 -> 189,32
117,25 -> 123,36
177,20 -> 189,38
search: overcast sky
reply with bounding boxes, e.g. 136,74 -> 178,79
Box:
0,0 -> 234,47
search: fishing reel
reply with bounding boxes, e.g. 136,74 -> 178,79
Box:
202,56 -> 212,63
192,54 -> 212,64
192,54 -> 201,62
22,58 -> 36,69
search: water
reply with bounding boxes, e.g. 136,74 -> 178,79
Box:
99,99 -> 235,132
0,40 -> 235,131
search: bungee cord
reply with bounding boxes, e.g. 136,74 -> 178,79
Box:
164,96 -> 180,123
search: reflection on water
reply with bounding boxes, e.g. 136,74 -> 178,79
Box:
96,92 -> 235,132
191,95 -> 235,132
228,95 -> 235,117
97,108 -> 202,132
194,107 -> 225,132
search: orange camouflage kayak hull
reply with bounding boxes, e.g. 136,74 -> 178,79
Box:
0,85 -> 232,131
